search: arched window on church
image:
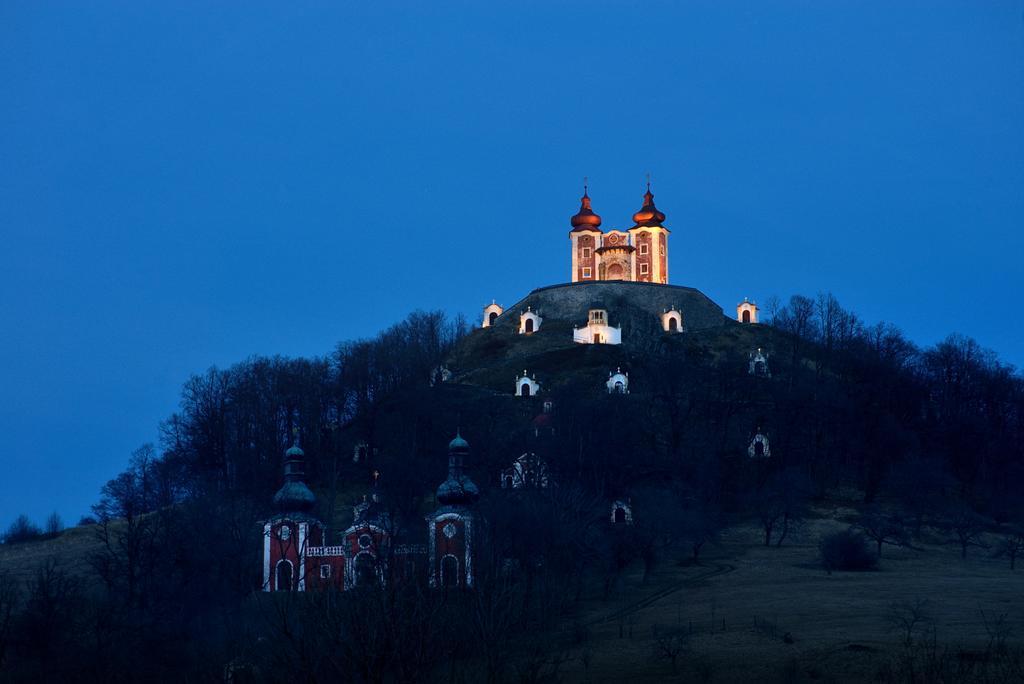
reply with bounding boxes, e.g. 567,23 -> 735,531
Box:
441,555 -> 459,588
355,553 -> 378,588
754,440 -> 764,458
614,507 -> 627,524
614,381 -> 625,394
488,311 -> 498,325
742,310 -> 751,323
521,383 -> 531,397
755,360 -> 766,376
525,318 -> 534,334
275,560 -> 293,591
668,317 -> 678,332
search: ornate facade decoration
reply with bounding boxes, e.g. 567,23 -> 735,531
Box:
569,182 -> 670,284
341,476 -> 390,590
262,432 -> 482,593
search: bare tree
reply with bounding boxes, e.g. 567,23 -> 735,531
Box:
857,507 -> 910,557
994,525 -> 1024,570
941,504 -> 991,559
44,512 -> 63,538
91,444 -> 173,609
2,514 -> 42,544
752,468 -> 809,547
651,625 -> 687,674
887,598 -> 931,647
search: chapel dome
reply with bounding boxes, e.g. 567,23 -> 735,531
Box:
436,475 -> 480,505
449,432 -> 469,452
273,481 -> 317,512
632,185 -> 666,226
274,434 -> 316,513
437,431 -> 479,506
570,189 -> 602,231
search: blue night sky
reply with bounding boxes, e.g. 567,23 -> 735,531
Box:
1,2 -> 1022,530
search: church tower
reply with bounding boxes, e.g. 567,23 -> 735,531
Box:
427,432 -> 480,588
263,434 -> 323,591
569,183 -> 603,282
626,182 -> 670,284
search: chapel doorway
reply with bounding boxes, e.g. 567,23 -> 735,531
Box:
355,553 -> 378,588
441,556 -> 459,587
275,561 -> 293,591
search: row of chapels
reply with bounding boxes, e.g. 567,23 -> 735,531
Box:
482,298 -> 761,339
264,405 -> 775,593
511,347 -> 769,398
262,426 -> 652,592
263,431 -> 480,591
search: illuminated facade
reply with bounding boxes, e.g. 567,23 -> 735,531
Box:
573,308 -> 621,345
661,307 -> 684,333
737,298 -> 759,324
481,301 -> 503,328
569,183 -> 670,284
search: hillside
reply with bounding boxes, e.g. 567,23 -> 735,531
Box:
3,281 -> 1022,683
451,280 -> 767,393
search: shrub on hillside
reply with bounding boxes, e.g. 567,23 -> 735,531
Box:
819,529 -> 877,573
2,514 -> 43,544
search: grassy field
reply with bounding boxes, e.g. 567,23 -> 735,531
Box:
4,511 -> 1023,682
0,524 -> 101,584
559,512 -> 1024,683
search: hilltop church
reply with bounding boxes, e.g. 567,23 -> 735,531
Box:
480,183 -> 761,332
568,183 -> 670,284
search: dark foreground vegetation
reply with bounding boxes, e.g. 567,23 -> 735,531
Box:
1,295 -> 1023,682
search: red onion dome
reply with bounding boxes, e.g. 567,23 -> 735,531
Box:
632,184 -> 666,226
570,188 -> 602,231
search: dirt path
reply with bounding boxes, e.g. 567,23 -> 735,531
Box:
593,562 -> 736,625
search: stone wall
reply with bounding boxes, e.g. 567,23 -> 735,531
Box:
491,281 -> 731,342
